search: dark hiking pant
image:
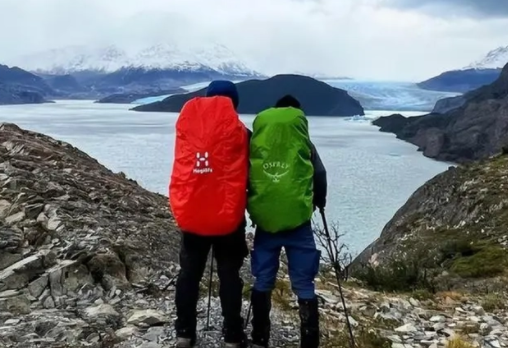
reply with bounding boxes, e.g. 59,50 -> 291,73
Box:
251,221 -> 321,299
250,221 -> 321,347
175,227 -> 248,343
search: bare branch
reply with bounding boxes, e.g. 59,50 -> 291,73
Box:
312,219 -> 352,280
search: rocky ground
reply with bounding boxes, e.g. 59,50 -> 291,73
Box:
0,122 -> 507,348
314,280 -> 508,348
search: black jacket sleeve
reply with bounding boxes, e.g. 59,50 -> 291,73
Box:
310,142 -> 327,209
245,127 -> 252,160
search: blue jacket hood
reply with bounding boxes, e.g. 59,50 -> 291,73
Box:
205,80 -> 239,109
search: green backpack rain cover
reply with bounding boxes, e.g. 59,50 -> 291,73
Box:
248,107 -> 314,233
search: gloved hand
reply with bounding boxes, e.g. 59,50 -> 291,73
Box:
313,197 -> 326,211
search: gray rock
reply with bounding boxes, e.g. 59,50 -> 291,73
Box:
0,251 -> 48,292
0,291 -> 30,314
429,315 -> 445,323
142,326 -> 166,342
48,260 -> 94,297
0,200 -> 12,219
42,296 -> 55,309
24,203 -> 44,220
395,323 -> 418,333
0,252 -> 22,271
28,275 -> 48,298
472,305 -> 486,315
5,211 -> 25,226
137,343 -> 162,348
127,310 -> 168,326
116,326 -> 140,339
84,304 -> 121,320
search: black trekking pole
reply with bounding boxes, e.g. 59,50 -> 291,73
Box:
206,247 -> 215,330
319,208 -> 356,348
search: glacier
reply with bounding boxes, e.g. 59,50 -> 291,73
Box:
324,79 -> 460,111
133,79 -> 460,112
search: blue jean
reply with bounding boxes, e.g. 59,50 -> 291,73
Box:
251,222 -> 321,299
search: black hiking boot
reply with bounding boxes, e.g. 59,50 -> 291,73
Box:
175,336 -> 196,348
175,326 -> 197,348
223,318 -> 248,348
250,289 -> 272,348
298,297 -> 320,348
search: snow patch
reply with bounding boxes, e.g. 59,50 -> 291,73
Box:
463,46 -> 508,70
13,43 -> 262,77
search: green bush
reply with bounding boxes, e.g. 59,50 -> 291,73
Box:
450,246 -> 507,278
353,257 -> 436,293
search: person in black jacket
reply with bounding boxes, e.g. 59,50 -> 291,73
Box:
275,95 -> 327,209
174,80 -> 249,348
249,95 -> 327,348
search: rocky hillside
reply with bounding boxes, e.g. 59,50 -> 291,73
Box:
0,65 -> 53,104
39,73 -> 89,98
0,123 -> 181,346
431,95 -> 466,114
132,74 -> 365,117
0,123 -> 506,348
372,62 -> 508,163
0,84 -> 49,105
352,152 -> 508,292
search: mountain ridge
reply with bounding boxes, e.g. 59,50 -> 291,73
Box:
372,62 -> 508,163
7,43 -> 264,99
0,64 -> 53,104
418,45 -> 508,93
13,43 -> 264,78
463,45 -> 508,70
132,74 -> 365,116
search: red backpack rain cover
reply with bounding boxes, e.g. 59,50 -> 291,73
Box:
169,96 -> 249,236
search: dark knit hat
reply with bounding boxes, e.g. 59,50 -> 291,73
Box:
275,95 -> 301,109
206,80 -> 239,109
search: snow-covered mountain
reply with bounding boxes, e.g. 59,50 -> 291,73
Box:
418,46 -> 508,93
13,43 -> 263,77
463,46 -> 508,70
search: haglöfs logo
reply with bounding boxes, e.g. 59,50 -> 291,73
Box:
193,152 -> 213,174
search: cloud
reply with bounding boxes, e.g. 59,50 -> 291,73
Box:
0,0 -> 506,81
384,0 -> 508,19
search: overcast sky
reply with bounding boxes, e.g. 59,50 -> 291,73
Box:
0,0 -> 507,81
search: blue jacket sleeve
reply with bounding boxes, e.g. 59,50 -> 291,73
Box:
310,142 -> 327,209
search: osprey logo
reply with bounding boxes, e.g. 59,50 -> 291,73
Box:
193,152 -> 213,174
263,161 -> 289,183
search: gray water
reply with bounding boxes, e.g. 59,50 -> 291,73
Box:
0,101 -> 450,255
